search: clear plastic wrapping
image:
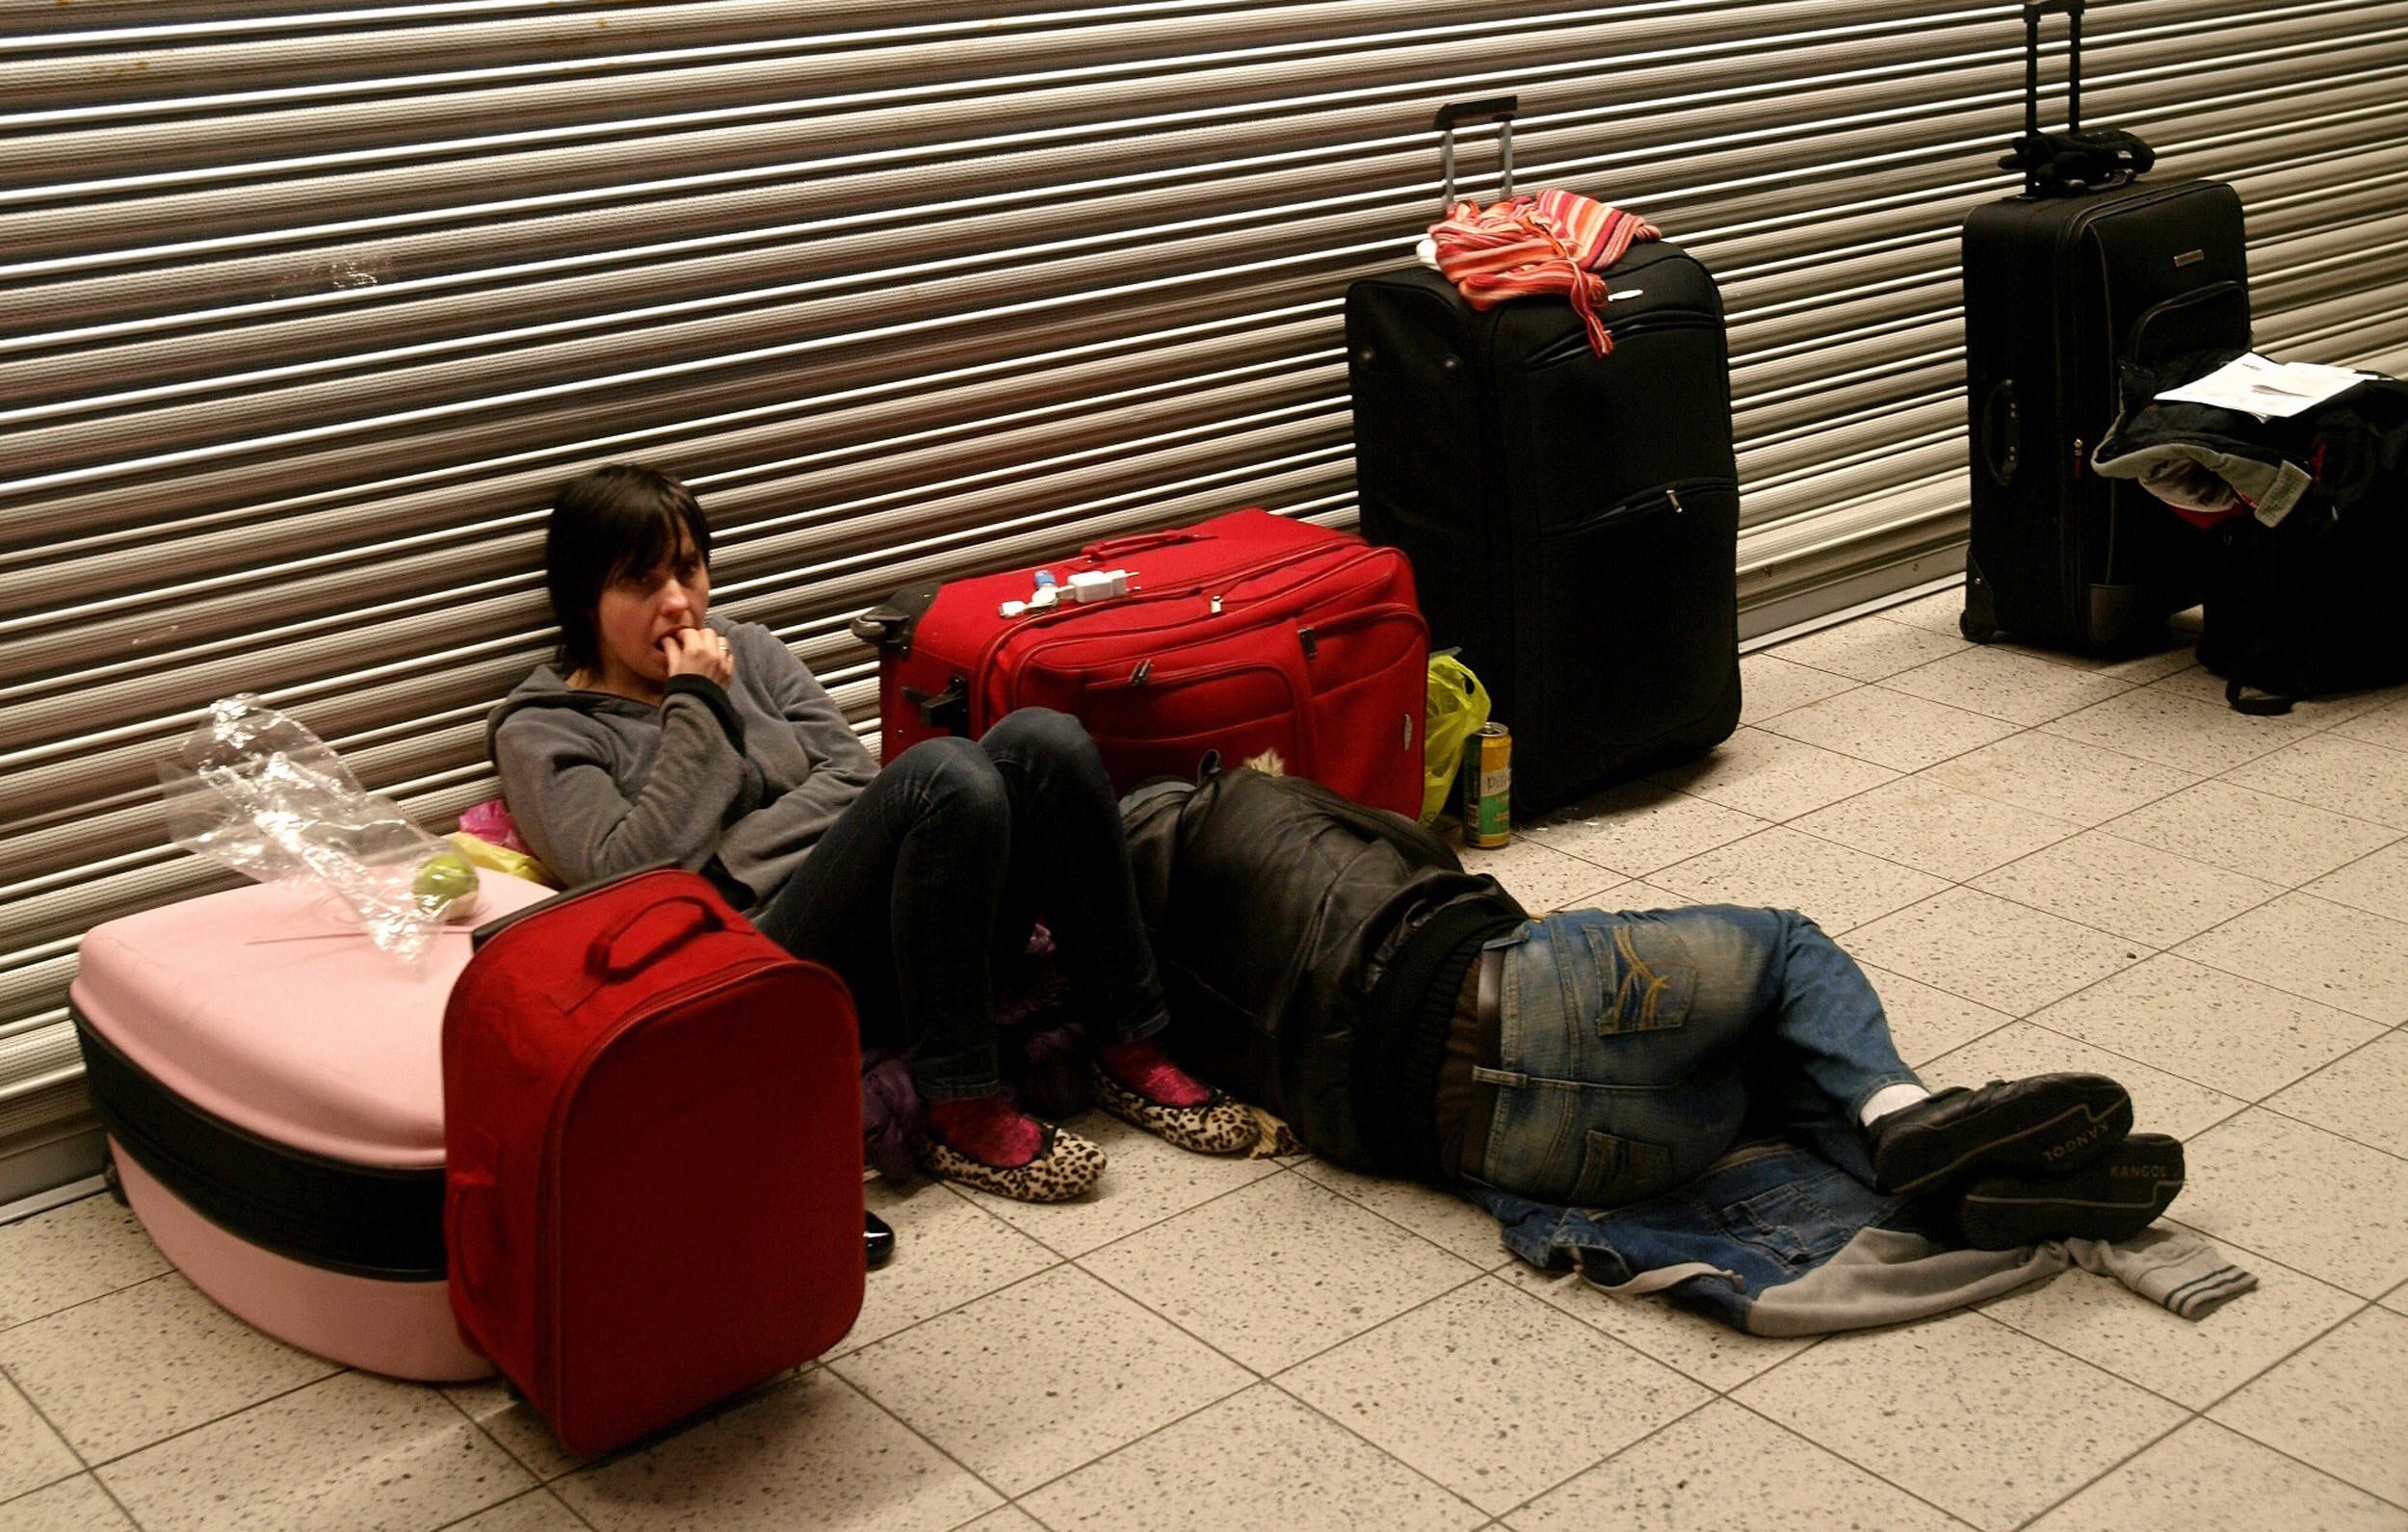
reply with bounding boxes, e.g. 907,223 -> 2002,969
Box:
159,695 -> 481,963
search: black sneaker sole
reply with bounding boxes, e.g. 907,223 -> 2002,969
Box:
1877,1075 -> 2133,1195
1955,1133 -> 2186,1250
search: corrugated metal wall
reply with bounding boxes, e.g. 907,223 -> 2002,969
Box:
5,0 -> 2406,1190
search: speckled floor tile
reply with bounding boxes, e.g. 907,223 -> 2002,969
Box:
1880,644 -> 2134,725
447,1490 -> 589,1532
1843,889 -> 2145,1017
1646,728 -> 1900,822
1519,782 -> 1767,879
829,1180 -> 1060,1358
2028,1417 -> 2408,1532
1922,1021 -> 2249,1142
2177,893 -> 2408,1025
1768,617 -> 1964,680
1289,1161 -> 1511,1269
2177,1108 -> 2408,1298
1489,1260 -> 1815,1393
1980,1246 -> 2361,1410
1859,963 -> 2018,1070
2028,953 -> 2384,1100
2043,686 -> 2322,773
2226,733 -> 2408,829
2335,695 -> 2408,751
1880,588 -> 1972,636
1919,728 -> 2202,828
832,1265 -> 1249,1497
956,1111 -> 1282,1259
1759,686 -> 2023,771
1504,1398 -> 1962,1532
0,1197 -> 169,1335
1648,825 -> 1950,934
2106,778 -> 2402,887
959,1508 -> 1046,1532
2211,1308 -> 2408,1504
1793,776 -> 2082,881
0,1273 -> 338,1462
555,1369 -> 998,1532
1020,1384 -> 1483,1532
2006,638 -> 2200,686
442,1381 -> 589,1484
2266,1029 -> 2408,1157
97,1371 -> 531,1532
1737,652 -> 1859,725
1278,1278 -> 1708,1516
1081,1173 -> 1482,1375
0,1372 -> 79,1502
0,1474 -> 137,1532
2305,839 -> 2408,923
1453,836 -> 1628,912
2385,1281 -> 2408,1315
1974,830 -> 2283,948
1733,1310 -> 2186,1532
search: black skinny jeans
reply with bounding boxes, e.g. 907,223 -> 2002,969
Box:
751,708 -> 1169,1099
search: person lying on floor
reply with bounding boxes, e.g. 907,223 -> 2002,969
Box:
490,464 -> 1257,1206
1118,764 -> 2190,1259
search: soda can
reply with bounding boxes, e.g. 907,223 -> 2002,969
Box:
1458,723 -> 1512,848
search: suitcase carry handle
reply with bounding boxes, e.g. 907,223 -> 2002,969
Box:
1081,528 -> 1209,560
588,894 -> 725,979
1433,95 -> 1518,210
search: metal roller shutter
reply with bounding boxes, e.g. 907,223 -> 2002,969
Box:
4,0 -> 2404,1200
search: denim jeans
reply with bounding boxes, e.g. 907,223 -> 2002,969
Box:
752,708 -> 1169,1099
1466,905 -> 1921,1207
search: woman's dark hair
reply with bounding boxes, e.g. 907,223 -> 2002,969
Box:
545,464 -> 712,676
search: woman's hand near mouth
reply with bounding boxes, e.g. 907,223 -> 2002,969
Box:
661,624 -> 733,688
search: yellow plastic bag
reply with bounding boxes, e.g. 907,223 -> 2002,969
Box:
1422,655 -> 1492,824
446,831 -> 560,890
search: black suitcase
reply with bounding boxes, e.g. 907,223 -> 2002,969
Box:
1348,98 -> 1740,816
1960,0 -> 2251,651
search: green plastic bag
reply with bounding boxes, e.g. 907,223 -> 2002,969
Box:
1422,655 -> 1492,824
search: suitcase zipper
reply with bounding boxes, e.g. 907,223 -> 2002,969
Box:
1543,477 -> 1734,539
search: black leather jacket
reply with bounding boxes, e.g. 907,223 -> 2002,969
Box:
1119,768 -> 1526,1177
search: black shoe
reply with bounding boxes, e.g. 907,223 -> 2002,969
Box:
1954,1133 -> 2186,1250
865,1210 -> 896,1270
1870,1073 -> 2133,1195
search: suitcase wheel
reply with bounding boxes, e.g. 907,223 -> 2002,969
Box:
1959,612 -> 1998,643
101,1151 -> 128,1207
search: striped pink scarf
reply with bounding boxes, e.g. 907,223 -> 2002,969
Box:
1427,190 -> 1661,354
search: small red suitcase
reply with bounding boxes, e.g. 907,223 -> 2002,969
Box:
443,869 -> 862,1454
853,508 -> 1427,816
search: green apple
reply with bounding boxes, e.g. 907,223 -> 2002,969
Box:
412,851 -> 478,912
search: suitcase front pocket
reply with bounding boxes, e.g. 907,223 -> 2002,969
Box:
1533,479 -> 1739,788
1081,659 -> 1311,787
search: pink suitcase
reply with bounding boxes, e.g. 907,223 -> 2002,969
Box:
69,869 -> 551,1381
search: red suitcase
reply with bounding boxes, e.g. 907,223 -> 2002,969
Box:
443,869 -> 863,1454
854,508 -> 1427,815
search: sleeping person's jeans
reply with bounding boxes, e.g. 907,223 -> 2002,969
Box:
1465,906 -> 1922,1207
752,708 -> 1169,1099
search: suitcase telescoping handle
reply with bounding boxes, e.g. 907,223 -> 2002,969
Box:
1433,95 -> 1519,211
2022,1 -> 2083,195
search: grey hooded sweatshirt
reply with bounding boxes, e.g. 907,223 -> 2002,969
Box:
488,617 -> 880,907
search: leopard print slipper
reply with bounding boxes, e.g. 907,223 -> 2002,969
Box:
1090,1067 -> 1259,1155
918,1122 -> 1106,1203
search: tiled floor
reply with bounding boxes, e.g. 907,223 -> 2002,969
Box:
6,587 -> 2408,1531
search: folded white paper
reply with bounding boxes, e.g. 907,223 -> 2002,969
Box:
2156,352 -> 2376,420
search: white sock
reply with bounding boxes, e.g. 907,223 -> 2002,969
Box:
1860,1082 -> 1932,1129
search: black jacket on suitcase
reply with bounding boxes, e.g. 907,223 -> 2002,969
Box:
1348,241 -> 1741,816
1959,1 -> 2251,651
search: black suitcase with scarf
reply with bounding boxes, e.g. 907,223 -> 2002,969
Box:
1960,0 -> 2251,651
1348,98 -> 1740,816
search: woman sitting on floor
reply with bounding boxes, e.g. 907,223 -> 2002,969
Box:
490,464 -> 1255,1204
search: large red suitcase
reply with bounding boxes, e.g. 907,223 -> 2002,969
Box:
854,508 -> 1427,815
443,869 -> 863,1454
